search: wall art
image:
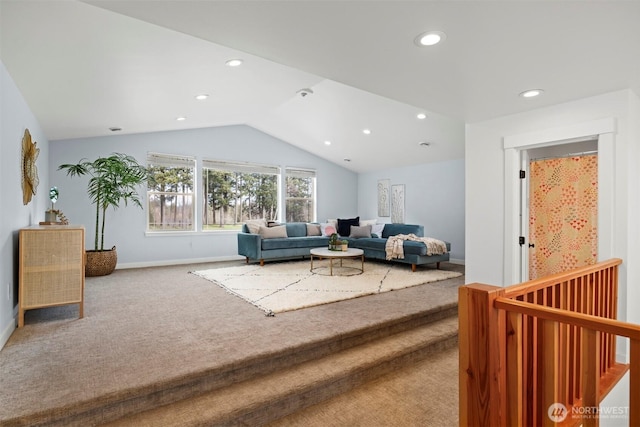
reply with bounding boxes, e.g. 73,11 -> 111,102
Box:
377,179 -> 390,217
21,128 -> 39,205
391,184 -> 405,224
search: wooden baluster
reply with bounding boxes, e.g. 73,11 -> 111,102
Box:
582,328 -> 600,427
542,319 -> 559,427
630,339 -> 640,427
506,311 -> 523,426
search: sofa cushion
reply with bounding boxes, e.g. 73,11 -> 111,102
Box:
306,223 -> 321,236
261,236 -> 328,250
285,222 -> 307,237
337,216 -> 359,236
382,223 -> 423,238
259,225 -> 287,239
349,225 -> 372,238
246,218 -> 267,234
350,238 -> 428,256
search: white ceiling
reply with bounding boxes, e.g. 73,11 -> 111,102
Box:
1,1 -> 639,173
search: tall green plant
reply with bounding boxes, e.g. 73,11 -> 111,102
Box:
59,153 -> 149,251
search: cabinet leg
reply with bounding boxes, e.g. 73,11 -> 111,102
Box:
18,309 -> 24,328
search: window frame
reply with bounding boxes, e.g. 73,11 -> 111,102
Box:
146,152 -> 196,233
285,167 -> 317,223
201,159 -> 281,232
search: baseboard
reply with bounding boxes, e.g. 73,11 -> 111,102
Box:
449,258 -> 465,265
116,255 -> 245,270
0,315 -> 16,351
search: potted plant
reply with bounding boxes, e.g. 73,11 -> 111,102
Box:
341,239 -> 349,251
328,233 -> 340,251
59,153 -> 148,276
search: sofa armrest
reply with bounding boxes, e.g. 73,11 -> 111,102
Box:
237,232 -> 261,260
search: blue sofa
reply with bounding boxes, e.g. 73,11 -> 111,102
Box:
237,222 -> 450,271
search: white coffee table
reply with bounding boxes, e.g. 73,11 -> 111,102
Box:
310,247 -> 365,276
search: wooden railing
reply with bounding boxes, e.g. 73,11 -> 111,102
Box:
459,259 -> 639,426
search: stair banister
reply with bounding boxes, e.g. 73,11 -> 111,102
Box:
459,259 -> 635,426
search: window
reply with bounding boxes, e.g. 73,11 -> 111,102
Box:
147,153 -> 195,231
202,160 -> 279,231
285,167 -> 316,222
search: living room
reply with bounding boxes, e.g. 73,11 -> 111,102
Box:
2,1 -> 640,424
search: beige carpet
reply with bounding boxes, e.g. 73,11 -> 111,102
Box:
192,260 -> 462,315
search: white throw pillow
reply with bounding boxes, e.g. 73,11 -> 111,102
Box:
259,225 -> 288,239
359,219 -> 377,227
245,218 -> 267,234
371,223 -> 385,238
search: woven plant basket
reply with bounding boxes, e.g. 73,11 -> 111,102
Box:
85,246 -> 117,277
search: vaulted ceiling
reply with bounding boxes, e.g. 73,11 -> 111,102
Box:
2,1 -> 639,172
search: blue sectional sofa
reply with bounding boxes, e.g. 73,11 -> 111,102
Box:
237,222 -> 450,271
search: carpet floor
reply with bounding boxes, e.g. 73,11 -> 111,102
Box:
0,259 -> 464,425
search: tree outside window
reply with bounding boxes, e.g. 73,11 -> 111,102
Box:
203,160 -> 279,231
147,153 -> 195,231
286,168 -> 316,223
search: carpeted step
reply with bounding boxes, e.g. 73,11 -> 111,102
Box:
102,315 -> 458,426
6,304 -> 457,427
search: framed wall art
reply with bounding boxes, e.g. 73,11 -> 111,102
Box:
377,179 -> 390,217
391,184 -> 405,224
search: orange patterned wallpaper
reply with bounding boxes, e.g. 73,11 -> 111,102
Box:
529,155 -> 598,279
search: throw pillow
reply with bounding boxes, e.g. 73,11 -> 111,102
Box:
371,223 -> 385,238
245,218 -> 267,234
320,223 -> 337,236
337,216 -> 360,236
259,225 -> 287,239
359,219 -> 377,227
349,224 -> 372,238
306,223 -> 321,236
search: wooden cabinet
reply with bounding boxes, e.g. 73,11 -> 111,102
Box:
18,225 -> 85,327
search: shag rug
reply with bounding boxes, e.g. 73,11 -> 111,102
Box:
191,260 -> 462,315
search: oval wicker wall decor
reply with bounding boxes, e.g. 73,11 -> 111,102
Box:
21,129 -> 40,205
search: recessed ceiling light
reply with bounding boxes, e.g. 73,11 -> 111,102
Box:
362,129 -> 371,135
414,31 -> 446,47
195,94 -> 209,100
108,127 -> 122,132
176,116 -> 187,121
417,113 -> 427,120
519,89 -> 544,98
324,140 -> 331,146
419,141 -> 432,147
225,59 -> 243,67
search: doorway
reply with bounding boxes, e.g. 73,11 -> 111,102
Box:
522,140 -> 598,280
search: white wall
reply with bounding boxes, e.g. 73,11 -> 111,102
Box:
49,125 -> 358,268
466,89 -> 640,414
0,61 -> 50,348
357,159 -> 465,262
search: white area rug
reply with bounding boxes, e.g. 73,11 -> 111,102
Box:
192,260 -> 462,315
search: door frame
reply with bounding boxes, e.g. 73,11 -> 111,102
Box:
503,118 -> 616,285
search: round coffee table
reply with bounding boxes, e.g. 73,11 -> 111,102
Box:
310,247 -> 365,276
